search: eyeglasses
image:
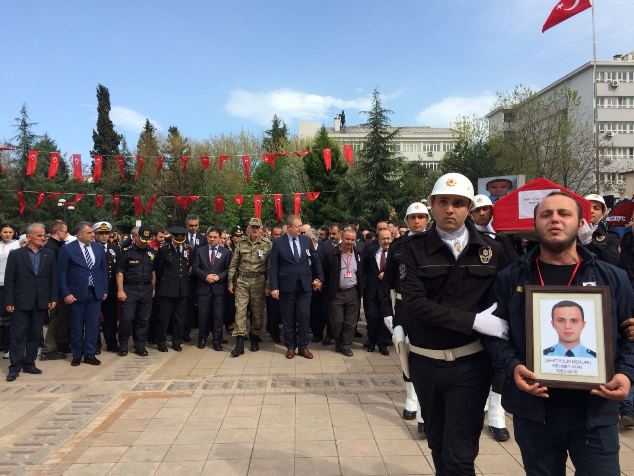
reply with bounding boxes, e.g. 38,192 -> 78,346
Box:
300,231 -> 306,235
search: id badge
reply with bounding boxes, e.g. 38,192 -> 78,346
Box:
344,271 -> 352,279
257,249 -> 264,258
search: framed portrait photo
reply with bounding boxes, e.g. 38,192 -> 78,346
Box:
525,285 -> 614,390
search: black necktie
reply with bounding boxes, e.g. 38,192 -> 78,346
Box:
292,237 -> 300,262
565,350 -> 574,357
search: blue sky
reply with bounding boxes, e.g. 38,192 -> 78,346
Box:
1,0 -> 632,156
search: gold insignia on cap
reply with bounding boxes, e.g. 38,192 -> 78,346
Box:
446,178 -> 457,187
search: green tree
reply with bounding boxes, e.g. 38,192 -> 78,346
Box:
263,114 -> 288,152
91,84 -> 121,157
11,104 -> 39,176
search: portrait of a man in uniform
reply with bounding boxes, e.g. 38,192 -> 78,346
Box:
543,300 -> 597,359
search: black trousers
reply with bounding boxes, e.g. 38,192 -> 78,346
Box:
9,308 -> 46,373
197,293 -> 225,343
183,283 -> 198,337
328,287 -> 359,350
279,286 -> 311,350
119,283 -> 153,351
158,295 -> 187,345
101,292 -> 118,349
409,351 -> 492,476
266,295 -> 281,337
363,293 -> 390,347
514,402 -> 620,476
309,291 -> 326,340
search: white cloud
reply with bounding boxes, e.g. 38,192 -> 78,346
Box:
225,88 -> 372,125
416,94 -> 496,127
111,106 -> 162,133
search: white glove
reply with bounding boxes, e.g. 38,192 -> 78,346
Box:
473,303 -> 509,340
577,218 -> 593,245
384,316 -> 394,334
393,325 -> 405,347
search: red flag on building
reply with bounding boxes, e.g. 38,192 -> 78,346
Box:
67,193 -> 84,206
273,194 -> 283,222
112,194 -> 120,217
26,150 -> 38,176
253,194 -> 263,218
156,155 -> 165,175
93,155 -> 103,183
293,193 -> 302,215
542,0 -> 592,32
134,155 -> 144,180
306,192 -> 320,202
214,195 -> 224,212
323,148 -> 331,171
218,155 -> 229,171
48,152 -> 60,179
179,155 -> 189,173
233,195 -> 244,207
199,156 -> 210,169
72,154 -> 82,181
343,144 -> 353,165
16,191 -> 25,215
145,194 -> 158,216
115,155 -> 125,180
242,155 -> 251,183
133,195 -> 143,216
96,194 -> 105,208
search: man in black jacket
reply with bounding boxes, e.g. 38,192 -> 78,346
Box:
483,191 -> 634,475
94,221 -> 120,353
183,214 -> 207,342
4,223 -> 58,381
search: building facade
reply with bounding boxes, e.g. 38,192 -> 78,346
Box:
487,51 -> 634,198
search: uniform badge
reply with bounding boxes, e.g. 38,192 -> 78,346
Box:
479,246 -> 492,264
257,249 -> 264,258
446,178 -> 457,187
596,234 -> 605,242
148,251 -> 155,261
305,249 -> 310,256
399,263 -> 406,280
183,250 -> 189,259
109,249 -> 116,257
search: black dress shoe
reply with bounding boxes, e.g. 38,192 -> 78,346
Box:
417,423 -> 427,439
118,349 -> 128,356
71,356 -> 82,366
197,339 -> 207,349
213,342 -> 223,351
134,348 -> 149,357
171,343 -> 182,352
403,409 -> 417,420
488,426 -> 510,442
84,356 -> 101,365
157,344 -> 168,352
378,346 -> 389,356
40,351 -> 64,361
23,366 -> 43,374
341,349 -> 353,357
6,372 -> 17,382
183,335 -> 192,342
366,344 -> 375,352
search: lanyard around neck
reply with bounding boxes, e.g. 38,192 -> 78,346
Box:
536,257 -> 582,287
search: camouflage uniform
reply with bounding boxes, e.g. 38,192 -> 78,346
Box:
228,219 -> 272,337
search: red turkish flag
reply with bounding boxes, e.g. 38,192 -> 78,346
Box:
26,150 -> 38,176
293,193 -> 302,215
306,192 -> 320,202
218,155 -> 229,171
542,0 -> 592,32
176,195 -> 200,210
67,193 -> 84,206
199,156 -> 210,169
93,154 -> 103,183
323,148 -> 331,171
34,191 -> 61,208
233,195 -> 244,207
133,195 -> 143,216
44,192 -> 62,201
292,150 -> 309,158
242,155 -> 251,183
214,195 -> 224,212
145,194 -> 158,216
115,155 -> 125,180
134,155 -> 144,180
16,191 -> 25,215
273,194 -> 283,222
179,156 -> 189,173
34,192 -> 45,209
343,145 -> 353,165
112,194 -> 120,217
156,155 -> 165,175
262,153 -> 276,170
253,194 -> 263,219
48,152 -> 60,179
96,194 -> 105,208
72,154 -> 83,181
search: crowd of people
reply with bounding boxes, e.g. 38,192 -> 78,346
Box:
1,171 -> 634,475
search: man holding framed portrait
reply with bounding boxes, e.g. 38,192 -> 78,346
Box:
483,191 -> 634,475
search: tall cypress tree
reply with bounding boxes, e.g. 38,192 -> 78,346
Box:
91,84 -> 120,157
11,104 -> 39,174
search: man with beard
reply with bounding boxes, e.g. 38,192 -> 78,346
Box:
483,191 -> 634,475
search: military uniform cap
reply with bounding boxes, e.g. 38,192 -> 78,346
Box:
138,225 -> 152,243
93,221 -> 112,232
231,226 -> 244,237
169,226 -> 187,236
248,218 -> 262,227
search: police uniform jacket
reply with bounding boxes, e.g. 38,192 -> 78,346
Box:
400,219 -> 505,351
380,234 -> 408,328
321,245 -> 365,300
618,230 -> 634,289
100,242 -> 120,294
116,245 -> 156,284
156,243 -> 191,297
584,220 -> 620,266
482,245 -> 634,428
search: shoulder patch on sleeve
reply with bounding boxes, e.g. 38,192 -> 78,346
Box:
543,347 -> 554,355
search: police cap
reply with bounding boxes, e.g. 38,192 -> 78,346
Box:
138,225 -> 152,243
93,221 -> 112,233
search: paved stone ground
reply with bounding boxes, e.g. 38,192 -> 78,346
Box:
1,330 -> 633,475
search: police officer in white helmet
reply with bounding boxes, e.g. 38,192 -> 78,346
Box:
578,194 -> 620,265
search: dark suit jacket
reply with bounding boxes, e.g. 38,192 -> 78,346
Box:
4,246 -> 58,311
192,244 -> 232,296
322,245 -> 365,300
268,234 -> 323,293
58,240 -> 108,301
187,232 -> 207,252
363,243 -> 387,297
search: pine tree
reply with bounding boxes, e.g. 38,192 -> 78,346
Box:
11,104 -> 39,174
91,84 -> 120,157
262,114 -> 288,152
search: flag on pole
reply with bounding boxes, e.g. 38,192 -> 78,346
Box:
542,0 -> 592,32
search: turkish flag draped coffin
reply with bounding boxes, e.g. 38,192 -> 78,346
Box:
492,177 -> 591,234
607,199 -> 634,230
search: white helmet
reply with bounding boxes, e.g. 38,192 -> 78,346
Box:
405,202 -> 429,218
472,194 -> 493,210
584,193 -> 606,212
428,173 -> 475,207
